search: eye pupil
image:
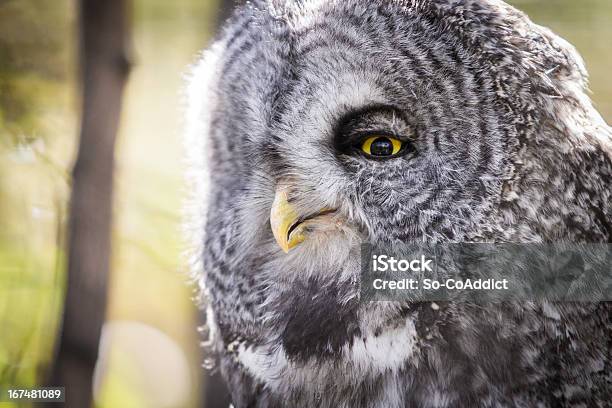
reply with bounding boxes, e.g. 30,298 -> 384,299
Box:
370,137 -> 393,156
359,135 -> 404,158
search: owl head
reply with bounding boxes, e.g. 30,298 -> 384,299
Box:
186,0 -> 610,366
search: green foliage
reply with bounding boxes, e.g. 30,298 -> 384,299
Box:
0,244 -> 64,394
0,1 -> 219,407
0,0 -> 73,143
0,1 -> 72,399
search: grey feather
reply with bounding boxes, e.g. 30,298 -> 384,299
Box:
185,1 -> 612,406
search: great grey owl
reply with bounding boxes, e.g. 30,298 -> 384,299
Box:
185,0 -> 611,406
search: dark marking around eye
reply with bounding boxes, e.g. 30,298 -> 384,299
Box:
331,106 -> 418,163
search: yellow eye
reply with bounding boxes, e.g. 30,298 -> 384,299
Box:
361,136 -> 403,157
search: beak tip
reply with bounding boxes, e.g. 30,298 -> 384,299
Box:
270,187 -> 303,254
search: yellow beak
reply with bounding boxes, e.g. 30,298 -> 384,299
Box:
270,188 -> 306,253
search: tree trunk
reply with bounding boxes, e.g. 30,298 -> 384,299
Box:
49,1 -> 131,406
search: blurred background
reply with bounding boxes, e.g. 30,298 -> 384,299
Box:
0,0 -> 610,407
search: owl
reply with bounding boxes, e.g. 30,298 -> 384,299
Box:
185,0 -> 611,407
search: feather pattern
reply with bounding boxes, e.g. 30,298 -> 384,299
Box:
185,1 -> 612,406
